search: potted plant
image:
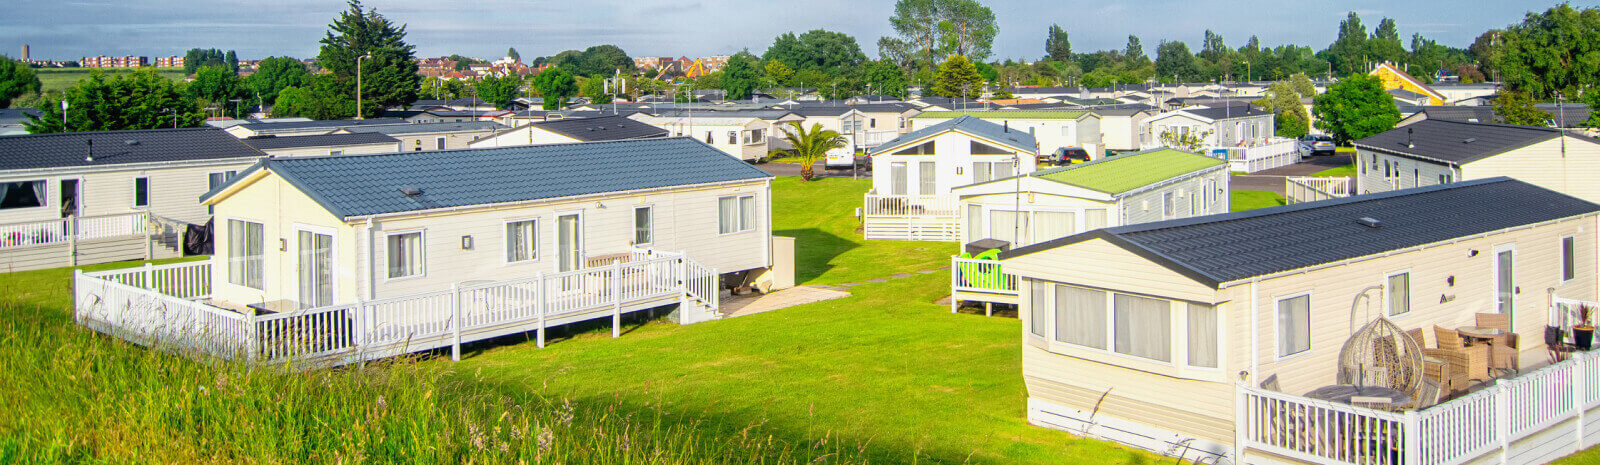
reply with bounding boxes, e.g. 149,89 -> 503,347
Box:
1576,304 -> 1595,351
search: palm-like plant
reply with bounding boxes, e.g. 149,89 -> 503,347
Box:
773,122 -> 849,181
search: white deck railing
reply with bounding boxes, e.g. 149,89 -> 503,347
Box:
1240,344 -> 1600,465
1212,138 -> 1299,173
0,212 -> 147,249
74,252 -> 721,366
1285,176 -> 1353,204
952,256 -> 1017,295
862,192 -> 960,217
862,192 -> 961,241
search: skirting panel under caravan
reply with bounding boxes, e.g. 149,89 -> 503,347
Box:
1028,397 -> 1233,464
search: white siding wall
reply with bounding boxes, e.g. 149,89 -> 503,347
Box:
1460,137 -> 1600,204
1120,169 -> 1230,225
466,127 -> 580,148
393,131 -> 499,151
258,142 -> 399,158
0,160 -> 260,226
870,130 -> 1038,195
1355,149 -> 1459,194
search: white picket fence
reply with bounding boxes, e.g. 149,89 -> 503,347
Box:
1213,138 -> 1300,173
951,256 -> 1017,296
0,212 -> 147,249
1239,342 -> 1600,465
1285,176 -> 1353,204
862,192 -> 961,241
74,253 -> 722,366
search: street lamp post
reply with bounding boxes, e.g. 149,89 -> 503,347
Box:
356,53 -> 372,119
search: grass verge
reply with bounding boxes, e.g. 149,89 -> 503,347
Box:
1231,190 -> 1286,211
1310,164 -> 1355,177
33,67 -> 188,92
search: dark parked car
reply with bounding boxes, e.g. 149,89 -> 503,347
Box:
1299,134 -> 1336,156
1037,147 -> 1091,165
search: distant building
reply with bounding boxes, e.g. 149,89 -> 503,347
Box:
154,56 -> 185,68
79,55 -> 148,68
20,44 -> 28,62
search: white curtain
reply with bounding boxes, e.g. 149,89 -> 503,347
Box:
989,210 -> 1029,246
994,161 -> 1015,179
1056,284 -> 1107,349
1114,293 -> 1171,362
718,197 -> 738,234
1030,282 -> 1048,337
0,180 -> 46,209
1033,211 -> 1076,244
972,162 -> 992,183
1084,209 -> 1108,230
740,196 -> 756,231
228,220 -> 264,289
1187,303 -> 1218,368
227,219 -> 245,286
891,163 -> 908,195
634,207 -> 652,245
506,220 -> 535,262
1278,295 -> 1311,357
964,204 -> 983,243
1387,273 -> 1410,316
918,162 -> 936,195
387,233 -> 422,278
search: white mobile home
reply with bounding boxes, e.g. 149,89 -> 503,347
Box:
862,115 -> 1038,241
910,110 -> 1100,157
629,110 -> 803,161
0,128 -> 265,270
240,132 -> 400,157
467,115 -> 668,148
1088,105 -> 1159,151
334,121 -> 506,152
1355,119 -> 1600,203
1143,104 -> 1275,148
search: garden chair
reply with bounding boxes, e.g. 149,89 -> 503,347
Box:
1476,313 -> 1520,373
1400,378 -> 1443,410
1404,328 -> 1426,351
1475,313 -> 1511,332
1434,326 -> 1490,382
1546,326 -> 1573,364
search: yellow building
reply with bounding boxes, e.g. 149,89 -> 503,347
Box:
1370,62 -> 1447,106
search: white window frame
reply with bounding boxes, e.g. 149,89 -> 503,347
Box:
503,218 -> 538,265
1384,270 -> 1412,318
1274,291 -> 1313,361
293,223 -> 339,308
633,205 -> 654,245
0,179 -> 50,213
718,194 -> 757,235
1184,302 -> 1222,371
1493,243 -> 1517,317
384,229 -> 427,281
1561,235 -> 1577,284
225,218 -> 265,290
132,176 -> 150,208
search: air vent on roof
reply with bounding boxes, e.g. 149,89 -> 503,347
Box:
1463,138 -> 1476,144
125,139 -> 139,145
1356,217 -> 1382,229
399,186 -> 422,196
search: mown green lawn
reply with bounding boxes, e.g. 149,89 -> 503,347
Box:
33,67 -> 188,92
1311,164 -> 1355,177
1231,190 -> 1286,211
770,177 -> 955,284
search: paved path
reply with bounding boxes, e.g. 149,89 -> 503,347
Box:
721,286 -> 852,318
1232,155 -> 1353,196
756,160 -> 872,179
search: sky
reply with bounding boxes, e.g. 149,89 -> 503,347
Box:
1,0 -> 1566,62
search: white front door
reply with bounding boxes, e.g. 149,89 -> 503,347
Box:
1494,245 -> 1516,318
296,229 -> 334,309
557,213 -> 583,272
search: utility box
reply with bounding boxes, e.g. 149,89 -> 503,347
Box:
965,238 -> 1010,255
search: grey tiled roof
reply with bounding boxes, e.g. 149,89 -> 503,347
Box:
1004,178 -> 1600,287
869,115 -> 1037,155
211,137 -> 771,218
0,127 -> 264,171
0,108 -> 41,126
241,132 -> 400,150
1355,119 -> 1593,165
522,115 -> 668,141
1181,104 -> 1272,120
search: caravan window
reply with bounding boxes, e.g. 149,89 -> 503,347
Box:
0,180 -> 46,210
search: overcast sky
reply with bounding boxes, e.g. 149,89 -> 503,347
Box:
2,0 -> 1563,62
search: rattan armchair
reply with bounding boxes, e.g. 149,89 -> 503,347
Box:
1476,313 -> 1520,373
1435,325 -> 1491,382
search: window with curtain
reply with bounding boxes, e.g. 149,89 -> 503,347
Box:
0,180 -> 46,210
1277,294 -> 1311,357
1187,303 -> 1218,368
1114,293 -> 1172,362
1056,284 -> 1107,349
226,219 -> 263,289
505,220 -> 536,263
1563,236 -> 1576,282
994,161 -> 1014,179
1162,191 -> 1175,218
1034,211 -> 1076,243
719,195 -> 756,234
890,162 -> 908,195
740,196 -> 756,231
133,177 -> 150,207
989,210 -> 1029,246
972,162 -> 992,183
387,232 -> 423,279
918,162 -> 936,195
964,204 -> 983,243
1387,272 -> 1410,316
1030,282 -> 1048,337
1085,209 -> 1108,230
634,207 -> 653,245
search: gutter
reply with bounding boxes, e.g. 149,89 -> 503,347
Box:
342,177 -> 772,222
1,157 -> 264,178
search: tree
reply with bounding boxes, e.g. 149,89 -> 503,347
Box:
1290,72 -> 1316,99
1366,18 -> 1407,66
270,86 -> 310,117
764,60 -> 795,87
25,69 -> 203,133
720,52 -> 761,100
223,50 -> 239,74
182,48 -> 230,74
247,56 -> 311,110
475,73 -> 523,109
1159,128 -> 1212,153
316,0 -> 421,118
531,67 -> 577,110
1045,24 -> 1071,61
863,60 -> 908,99
1258,82 -> 1310,138
1493,90 -> 1550,127
1124,35 -> 1145,62
1328,12 -> 1369,75
1583,91 -> 1600,128
764,30 -> 868,71
506,47 -> 521,63
1311,74 -> 1399,144
0,57 -> 41,108
774,122 -> 848,181
881,0 -> 999,63
550,45 -> 634,77
1494,4 -> 1600,99
186,65 -> 249,114
932,55 -> 983,98
1154,40 -> 1200,82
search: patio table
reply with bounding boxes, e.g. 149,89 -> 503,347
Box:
1305,385 -> 1412,408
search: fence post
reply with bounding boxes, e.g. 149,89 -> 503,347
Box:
1234,384 -> 1248,464
450,282 -> 461,362
352,297 -> 365,364
1404,410 -> 1421,465
612,259 -> 622,338
143,262 -> 154,291
68,214 -> 78,267
951,257 -> 959,314
677,258 -> 689,316
1578,353 -> 1588,450
245,306 -> 258,363
536,272 -> 546,349
1496,383 -> 1512,463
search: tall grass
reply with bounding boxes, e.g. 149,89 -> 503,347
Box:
0,302 -> 872,464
